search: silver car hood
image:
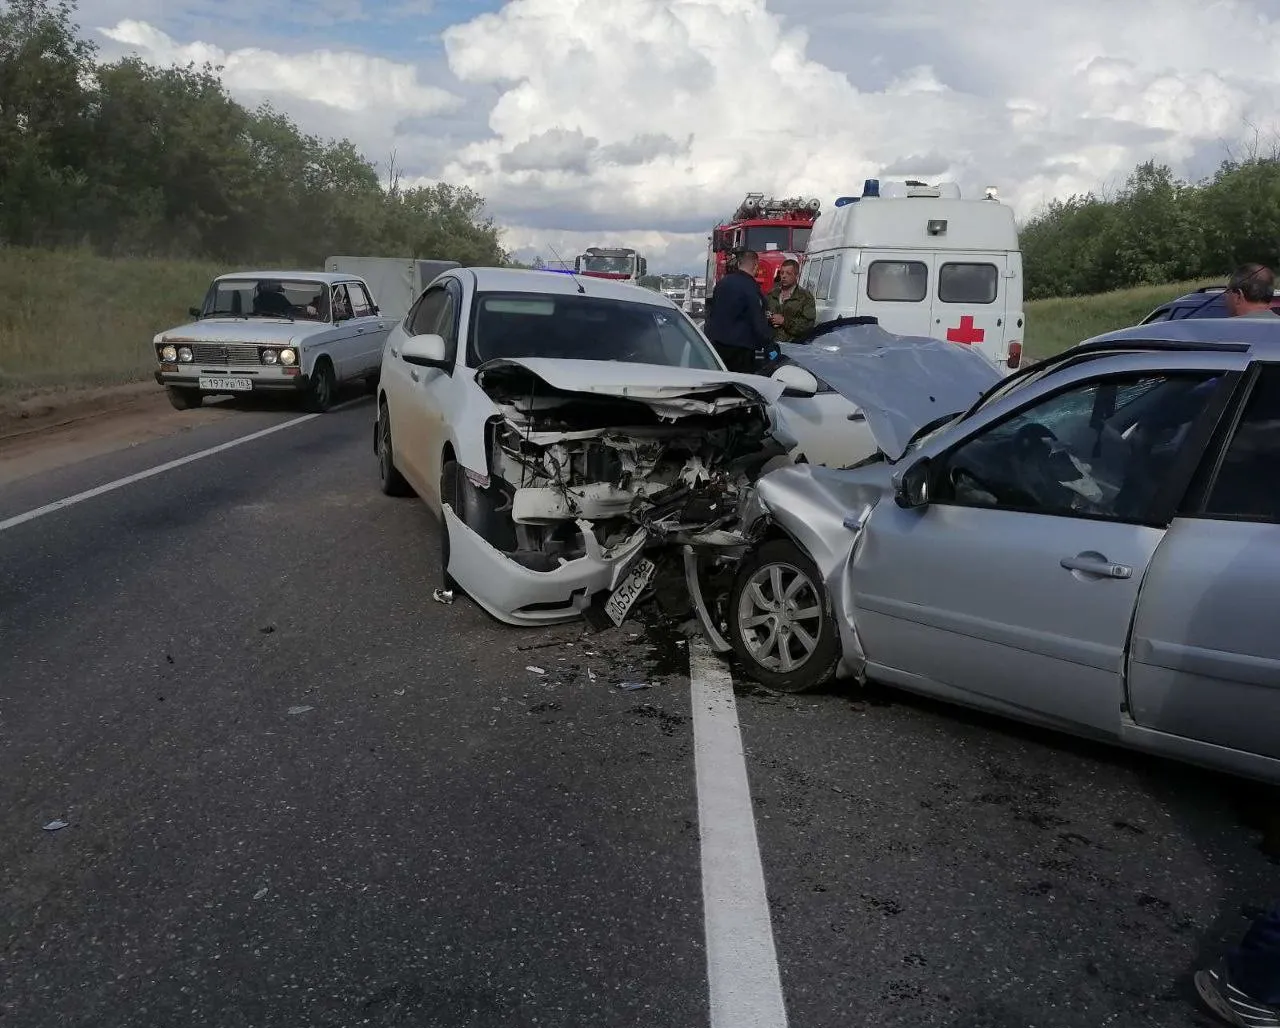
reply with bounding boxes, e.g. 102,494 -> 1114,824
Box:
474,357 -> 785,411
780,323 -> 1002,461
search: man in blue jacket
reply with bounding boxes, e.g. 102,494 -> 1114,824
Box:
705,249 -> 774,374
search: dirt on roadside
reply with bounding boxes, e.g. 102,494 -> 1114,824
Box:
0,382 -> 235,486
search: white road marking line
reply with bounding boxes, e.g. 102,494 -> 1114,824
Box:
0,398 -> 368,535
690,637 -> 790,1028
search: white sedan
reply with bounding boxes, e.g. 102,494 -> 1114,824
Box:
372,267 -> 875,626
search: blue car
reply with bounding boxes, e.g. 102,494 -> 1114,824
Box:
1141,285 -> 1280,323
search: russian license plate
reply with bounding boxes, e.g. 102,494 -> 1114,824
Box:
198,376 -> 253,392
604,558 -> 656,627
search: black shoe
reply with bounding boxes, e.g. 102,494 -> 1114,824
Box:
1195,962 -> 1280,1027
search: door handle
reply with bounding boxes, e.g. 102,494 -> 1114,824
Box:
390,347 -> 399,358
409,369 -> 419,382
1060,554 -> 1132,579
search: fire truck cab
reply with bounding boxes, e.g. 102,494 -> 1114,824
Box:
706,193 -> 820,299
800,178 -> 1025,370
575,246 -> 647,285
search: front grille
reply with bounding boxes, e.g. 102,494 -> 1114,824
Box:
190,343 -> 262,367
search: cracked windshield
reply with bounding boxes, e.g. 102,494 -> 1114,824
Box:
2,0 -> 1278,1026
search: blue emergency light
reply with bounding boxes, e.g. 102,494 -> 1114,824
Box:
862,178 -> 880,197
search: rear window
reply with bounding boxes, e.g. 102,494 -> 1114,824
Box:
938,262 -> 998,304
867,260 -> 927,302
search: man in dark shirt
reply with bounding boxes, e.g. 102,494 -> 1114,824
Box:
704,249 -> 773,374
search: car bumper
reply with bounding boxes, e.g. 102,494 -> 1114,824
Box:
443,506 -> 649,626
155,367 -> 310,392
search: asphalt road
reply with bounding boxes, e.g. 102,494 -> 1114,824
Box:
1,396 -> 1274,1027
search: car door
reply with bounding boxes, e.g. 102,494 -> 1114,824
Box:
344,280 -> 390,374
858,253 -> 934,336
848,359 -> 1235,735
929,254 -> 1006,365
414,281 -> 464,509
387,285 -> 452,491
1127,362 -> 1280,760
326,283 -> 360,380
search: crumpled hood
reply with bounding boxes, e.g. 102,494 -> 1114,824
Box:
474,357 -> 786,406
157,319 -> 314,345
779,323 -> 1002,461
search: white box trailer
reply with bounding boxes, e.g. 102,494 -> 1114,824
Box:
323,256 -> 461,323
799,179 -> 1025,370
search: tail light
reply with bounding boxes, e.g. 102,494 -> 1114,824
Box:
1006,340 -> 1023,369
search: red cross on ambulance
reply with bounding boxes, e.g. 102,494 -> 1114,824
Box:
945,315 -> 986,346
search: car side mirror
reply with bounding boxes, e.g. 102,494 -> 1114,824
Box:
401,333 -> 449,369
894,458 -> 932,509
771,364 -> 819,398
189,306 -> 201,318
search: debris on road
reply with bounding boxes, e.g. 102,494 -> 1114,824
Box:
259,625 -> 276,634
286,705 -> 314,715
526,666 -> 546,675
42,820 -> 69,832
432,588 -> 454,605
616,680 -> 652,691
253,886 -> 269,900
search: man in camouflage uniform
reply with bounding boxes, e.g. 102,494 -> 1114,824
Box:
765,259 -> 817,343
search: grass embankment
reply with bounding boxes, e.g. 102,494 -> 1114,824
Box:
0,247 -> 224,396
0,246 -> 1224,395
1023,279 -> 1219,361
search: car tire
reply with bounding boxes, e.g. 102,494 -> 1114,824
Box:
376,401 -> 413,497
166,386 -> 202,411
439,459 -> 461,590
304,360 -> 335,413
728,538 -> 840,693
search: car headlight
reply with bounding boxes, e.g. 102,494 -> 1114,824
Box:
261,349 -> 279,365
178,346 -> 193,363
160,344 -> 178,362
279,348 -> 297,367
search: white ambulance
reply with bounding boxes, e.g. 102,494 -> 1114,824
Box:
799,178 -> 1026,370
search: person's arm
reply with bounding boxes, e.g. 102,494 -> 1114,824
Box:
748,284 -> 774,347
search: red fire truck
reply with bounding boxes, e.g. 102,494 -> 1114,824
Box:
705,193 -> 821,297
573,246 -> 647,284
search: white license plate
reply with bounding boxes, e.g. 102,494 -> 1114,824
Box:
198,377 -> 253,392
604,558 -> 656,627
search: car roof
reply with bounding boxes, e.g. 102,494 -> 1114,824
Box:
216,271 -> 357,285
1085,316 -> 1280,358
1160,286 -> 1280,305
452,266 -> 680,308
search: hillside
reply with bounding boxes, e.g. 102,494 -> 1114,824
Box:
0,248 -> 1216,397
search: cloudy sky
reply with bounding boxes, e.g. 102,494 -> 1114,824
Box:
82,0 -> 1280,273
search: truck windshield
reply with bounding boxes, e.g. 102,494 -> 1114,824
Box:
791,227 -> 812,251
469,292 -> 721,370
579,255 -> 635,275
206,278 -> 331,321
744,226 -> 791,252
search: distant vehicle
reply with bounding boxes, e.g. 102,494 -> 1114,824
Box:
800,178 -> 1025,371
688,277 -> 707,319
693,315 -> 1280,786
660,274 -> 692,306
153,270 -> 391,412
325,256 -> 461,322
707,193 -> 819,298
574,246 -> 647,285
1139,285 -> 1280,323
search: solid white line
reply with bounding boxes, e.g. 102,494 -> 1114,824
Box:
0,398 -> 367,535
690,637 -> 790,1028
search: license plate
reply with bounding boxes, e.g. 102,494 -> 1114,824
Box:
198,377 -> 253,392
604,558 -> 656,627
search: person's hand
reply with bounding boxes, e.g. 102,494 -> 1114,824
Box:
768,313 -> 784,327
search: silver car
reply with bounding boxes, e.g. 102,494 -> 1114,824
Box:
690,317 -> 1280,785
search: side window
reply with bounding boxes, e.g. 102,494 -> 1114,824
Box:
1143,307 -> 1172,324
347,282 -> 373,318
815,257 -> 836,301
935,372 -> 1223,522
1203,365 -> 1280,522
408,287 -> 448,337
938,262 -> 998,304
867,260 -> 928,302
331,284 -> 352,321
434,288 -> 459,363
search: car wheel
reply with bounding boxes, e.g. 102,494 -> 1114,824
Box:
304,361 -> 335,413
440,459 -> 461,590
376,401 -> 413,497
728,538 -> 839,693
166,386 -> 202,411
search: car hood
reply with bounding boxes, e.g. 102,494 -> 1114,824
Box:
157,319 -> 317,345
780,322 -> 1003,461
474,357 -> 785,410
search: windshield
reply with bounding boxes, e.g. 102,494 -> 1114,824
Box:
205,278 -> 331,321
744,225 -> 792,253
469,292 -> 721,370
660,276 -> 688,290
791,227 -> 812,252
579,254 -> 635,275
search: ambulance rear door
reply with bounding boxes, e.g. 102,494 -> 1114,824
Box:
855,251 -> 936,336
928,252 -> 1009,365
